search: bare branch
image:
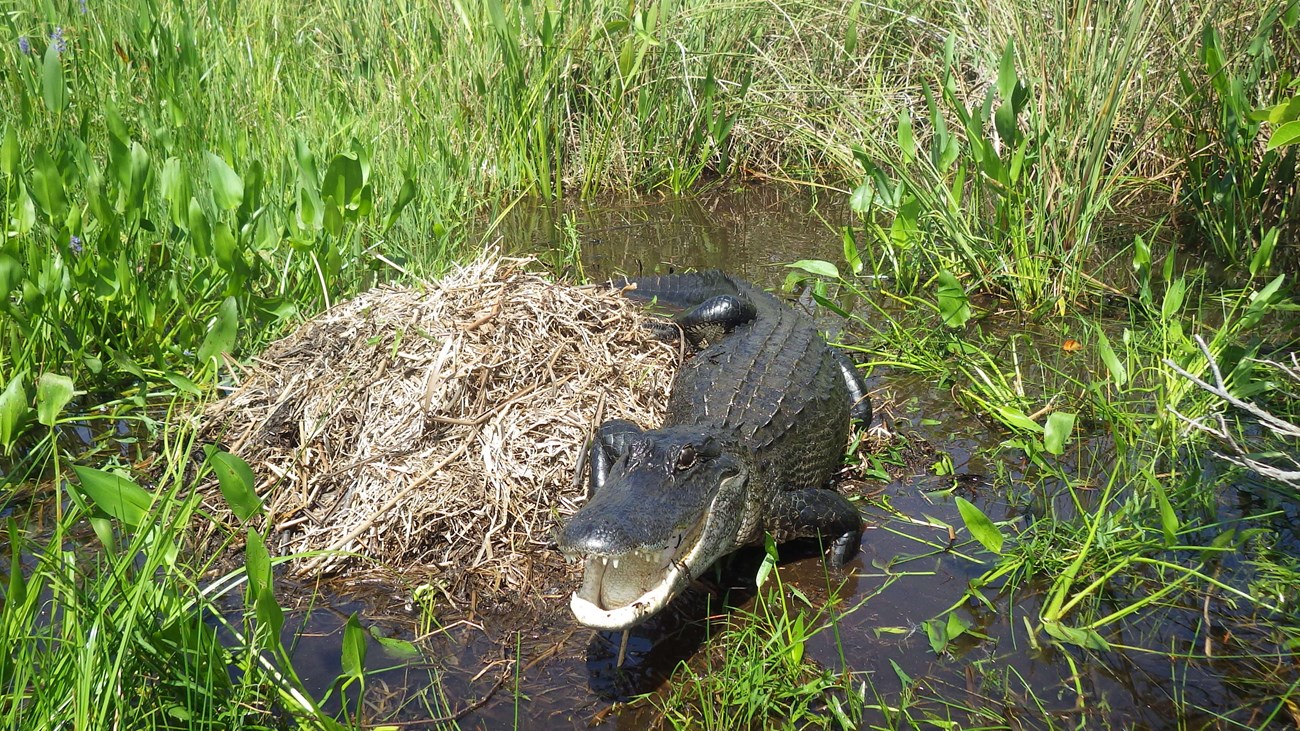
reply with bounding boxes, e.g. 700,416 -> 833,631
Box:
1167,336 -> 1300,491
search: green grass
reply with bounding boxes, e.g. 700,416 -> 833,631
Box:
644,541 -> 869,730
3,0 -> 1300,727
0,406 -> 338,729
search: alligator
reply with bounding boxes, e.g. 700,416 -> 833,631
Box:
557,271 -> 871,630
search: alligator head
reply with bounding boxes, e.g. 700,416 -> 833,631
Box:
557,427 -> 758,630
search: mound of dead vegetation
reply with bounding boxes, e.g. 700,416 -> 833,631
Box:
197,257 -> 677,608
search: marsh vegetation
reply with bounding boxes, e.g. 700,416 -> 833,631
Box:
2,0 -> 1298,728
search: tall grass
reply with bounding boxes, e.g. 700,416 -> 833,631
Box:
847,0 -> 1296,309
0,405 -> 335,729
3,0 -> 1298,726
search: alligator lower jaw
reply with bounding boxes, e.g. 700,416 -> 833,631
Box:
569,560 -> 691,630
567,521 -> 707,630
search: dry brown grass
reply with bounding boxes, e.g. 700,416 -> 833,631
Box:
197,257 -> 677,607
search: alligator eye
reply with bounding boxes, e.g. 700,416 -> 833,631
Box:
675,445 -> 697,471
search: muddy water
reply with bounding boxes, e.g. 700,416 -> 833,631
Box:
269,187 -> 1291,728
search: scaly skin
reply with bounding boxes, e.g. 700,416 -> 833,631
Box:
558,272 -> 870,630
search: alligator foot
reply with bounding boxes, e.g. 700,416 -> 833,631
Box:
588,419 -> 643,497
768,488 -> 863,567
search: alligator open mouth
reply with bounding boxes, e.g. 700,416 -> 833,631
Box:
567,514 -> 708,630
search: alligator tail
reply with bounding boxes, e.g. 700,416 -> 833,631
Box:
616,270 -> 741,310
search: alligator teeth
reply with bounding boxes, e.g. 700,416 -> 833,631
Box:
611,558 -> 620,569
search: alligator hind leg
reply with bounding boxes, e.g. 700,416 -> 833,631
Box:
641,294 -> 758,350
767,488 -> 863,566
587,419 -> 642,497
835,350 -> 872,426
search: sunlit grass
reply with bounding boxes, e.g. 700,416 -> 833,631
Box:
1,0 -> 1297,727
0,409 -> 334,730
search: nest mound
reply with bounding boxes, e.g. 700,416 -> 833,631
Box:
198,258 -> 676,606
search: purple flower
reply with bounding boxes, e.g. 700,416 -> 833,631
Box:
50,27 -> 66,54
80,0 -> 87,13
69,235 -> 83,254
18,36 -> 29,54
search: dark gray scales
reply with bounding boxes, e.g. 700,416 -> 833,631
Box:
557,270 -> 872,629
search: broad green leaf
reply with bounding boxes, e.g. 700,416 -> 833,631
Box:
1095,329 -> 1127,386
788,614 -> 806,665
42,44 -> 66,113
197,296 -> 239,366
786,260 -> 839,279
944,612 -> 970,641
992,405 -> 1043,433
104,102 -> 129,144
204,446 -> 263,521
13,185 -> 35,234
1151,479 -> 1179,546
0,126 -> 17,177
1261,95 -> 1300,124
994,99 -> 1017,146
205,152 -> 244,211
383,172 -> 419,233
996,39 -> 1017,101
107,347 -> 148,381
889,658 -> 913,687
35,373 -> 74,427
70,466 -> 155,528
246,530 -> 271,597
31,149 -> 66,220
936,270 -> 971,328
842,228 -> 862,275
955,496 -> 1003,554
0,373 -> 31,450
255,580 -> 284,638
160,157 -> 191,230
1043,411 -> 1075,455
369,626 -> 420,659
188,198 -> 211,257
213,223 -> 238,272
848,181 -> 873,213
7,522 -> 27,606
1265,120 -> 1300,150
1241,274 -> 1285,329
162,373 -> 200,396
1160,276 -> 1185,320
811,292 -> 851,318
0,254 -> 23,300
341,614 -> 367,680
897,112 -> 916,163
1250,227 -> 1278,276
925,617 -> 947,654
89,515 -> 117,556
756,532 -> 778,588
294,136 -> 320,185
1041,620 -> 1110,651
322,153 -> 362,210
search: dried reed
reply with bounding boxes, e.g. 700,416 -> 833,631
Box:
198,257 -> 676,607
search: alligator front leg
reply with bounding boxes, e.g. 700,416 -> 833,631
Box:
767,488 -> 863,566
587,419 -> 642,497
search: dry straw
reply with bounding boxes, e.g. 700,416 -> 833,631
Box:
199,257 -> 676,607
